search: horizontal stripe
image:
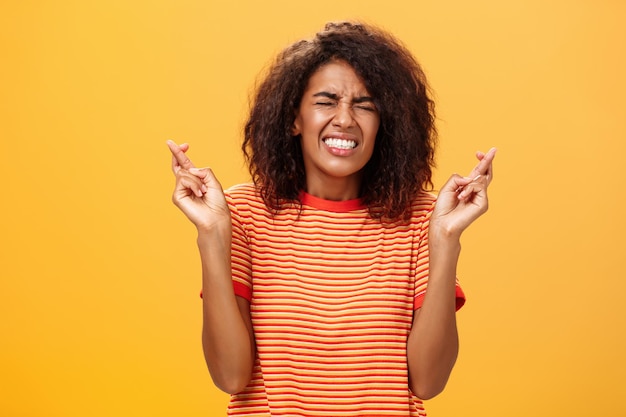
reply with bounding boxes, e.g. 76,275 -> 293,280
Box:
224,183 -> 462,416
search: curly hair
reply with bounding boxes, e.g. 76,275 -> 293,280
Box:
242,21 -> 437,222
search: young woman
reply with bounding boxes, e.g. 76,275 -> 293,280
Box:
168,21 -> 496,417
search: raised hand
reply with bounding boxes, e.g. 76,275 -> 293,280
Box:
431,147 -> 497,238
167,140 -> 231,232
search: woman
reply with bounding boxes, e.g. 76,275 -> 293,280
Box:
168,21 -> 496,417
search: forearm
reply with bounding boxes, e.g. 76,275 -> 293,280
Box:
407,231 -> 461,400
407,147 -> 495,399
197,227 -> 255,394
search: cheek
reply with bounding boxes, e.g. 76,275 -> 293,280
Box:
365,118 -> 381,139
364,120 -> 380,154
304,111 -> 332,131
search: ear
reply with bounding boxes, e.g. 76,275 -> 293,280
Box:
291,113 -> 301,136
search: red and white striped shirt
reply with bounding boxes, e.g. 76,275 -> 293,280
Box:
224,183 -> 465,416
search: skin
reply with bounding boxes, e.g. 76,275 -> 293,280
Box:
407,148 -> 495,399
293,60 -> 380,201
167,141 -> 255,394
167,61 -> 497,398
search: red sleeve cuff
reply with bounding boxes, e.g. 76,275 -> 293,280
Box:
413,285 -> 466,311
199,281 -> 252,302
233,281 -> 252,302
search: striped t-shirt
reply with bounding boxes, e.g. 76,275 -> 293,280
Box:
224,183 -> 465,417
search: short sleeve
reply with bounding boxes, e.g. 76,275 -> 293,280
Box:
413,199 -> 466,311
226,193 -> 253,302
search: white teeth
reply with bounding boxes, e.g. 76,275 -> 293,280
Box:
324,138 -> 357,150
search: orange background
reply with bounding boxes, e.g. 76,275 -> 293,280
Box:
1,1 -> 625,416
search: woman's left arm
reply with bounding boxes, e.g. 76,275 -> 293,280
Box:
407,148 -> 497,400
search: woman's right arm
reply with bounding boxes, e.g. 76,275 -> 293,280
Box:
167,140 -> 255,394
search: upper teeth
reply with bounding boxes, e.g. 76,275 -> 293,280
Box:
324,138 -> 356,149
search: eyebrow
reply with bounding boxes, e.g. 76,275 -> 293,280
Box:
312,91 -> 375,104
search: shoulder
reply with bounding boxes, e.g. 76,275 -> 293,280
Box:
412,191 -> 437,206
224,183 -> 259,201
409,191 -> 437,219
224,183 -> 264,207
224,183 -> 270,218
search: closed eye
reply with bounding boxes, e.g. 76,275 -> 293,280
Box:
353,96 -> 377,112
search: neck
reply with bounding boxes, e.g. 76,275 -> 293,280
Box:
305,173 -> 362,201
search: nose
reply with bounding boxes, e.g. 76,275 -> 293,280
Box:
332,102 -> 355,128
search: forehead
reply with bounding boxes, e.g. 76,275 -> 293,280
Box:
304,60 -> 371,95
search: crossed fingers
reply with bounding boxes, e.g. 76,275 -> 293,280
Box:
167,140 -> 195,173
468,147 -> 496,185
456,147 -> 497,200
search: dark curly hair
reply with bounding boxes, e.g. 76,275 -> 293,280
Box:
242,21 -> 437,221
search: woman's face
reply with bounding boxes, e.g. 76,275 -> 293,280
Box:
293,60 -> 380,199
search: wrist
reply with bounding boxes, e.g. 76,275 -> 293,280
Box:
196,221 -> 232,245
429,220 -> 462,244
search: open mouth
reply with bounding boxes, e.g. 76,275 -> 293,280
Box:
323,137 -> 357,150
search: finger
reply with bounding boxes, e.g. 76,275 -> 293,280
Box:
189,167 -> 209,180
190,167 -> 225,193
188,168 -> 210,193
167,140 -> 183,173
468,149 -> 492,177
167,140 -> 196,172
171,153 -> 179,174
458,175 -> 488,200
170,145 -> 192,174
482,147 -> 496,182
441,173 -> 473,194
177,171 -> 206,197
469,147 -> 497,181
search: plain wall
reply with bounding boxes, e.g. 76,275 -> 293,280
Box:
1,1 -> 625,416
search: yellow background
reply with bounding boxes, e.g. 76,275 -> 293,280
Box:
1,1 -> 625,416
